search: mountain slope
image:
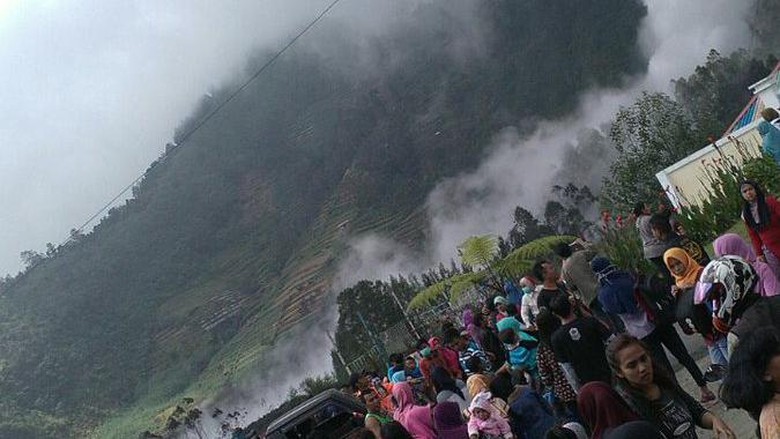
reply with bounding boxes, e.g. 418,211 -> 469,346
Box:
0,1 -> 648,436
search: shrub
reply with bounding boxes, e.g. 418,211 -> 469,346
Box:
595,222 -> 655,275
676,153 -> 780,244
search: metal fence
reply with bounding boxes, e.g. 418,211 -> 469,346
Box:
334,286 -> 496,377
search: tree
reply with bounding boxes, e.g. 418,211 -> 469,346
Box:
601,92 -> 702,211
543,184 -> 597,235
458,235 -> 499,270
299,374 -> 338,397
508,207 -> 554,248
749,0 -> 780,58
673,50 -> 775,139
19,250 -> 44,270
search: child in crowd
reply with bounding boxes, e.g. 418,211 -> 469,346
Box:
467,392 -> 513,439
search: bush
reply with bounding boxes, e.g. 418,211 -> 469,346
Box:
595,223 -> 655,275
676,153 -> 780,244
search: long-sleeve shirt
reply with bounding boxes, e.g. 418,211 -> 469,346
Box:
637,214 -> 667,259
745,196 -> 780,260
521,288 -> 540,327
467,413 -> 513,438
561,250 -> 599,305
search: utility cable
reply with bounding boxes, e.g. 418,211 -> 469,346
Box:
63,0 -> 344,244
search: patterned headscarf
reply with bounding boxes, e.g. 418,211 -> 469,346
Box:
699,256 -> 759,332
664,247 -> 701,289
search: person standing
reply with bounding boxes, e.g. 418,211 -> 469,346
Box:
535,310 -> 578,419
447,328 -> 492,375
634,202 -> 670,278
549,294 -> 612,391
519,276 -> 541,329
554,241 -> 619,332
761,107 -> 780,128
495,317 -> 539,380
713,233 -> 780,297
392,382 -> 438,439
432,367 -> 470,415
741,180 -> 780,277
532,260 -> 570,312
363,392 -> 394,438
663,248 -> 721,401
554,241 -> 598,307
591,256 -> 717,385
651,214 -> 710,267
494,296 -> 511,322
758,119 -> 780,164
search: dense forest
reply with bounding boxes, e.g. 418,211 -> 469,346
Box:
2,0 -> 775,437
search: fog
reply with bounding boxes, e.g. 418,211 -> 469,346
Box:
0,0 -> 339,276
0,0 -> 760,433
217,0 -> 757,431
342,0 -> 756,277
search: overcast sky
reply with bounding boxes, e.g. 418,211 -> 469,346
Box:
0,0 -> 340,275
0,0 -> 759,277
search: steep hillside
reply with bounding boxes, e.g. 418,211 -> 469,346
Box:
0,1 -> 648,437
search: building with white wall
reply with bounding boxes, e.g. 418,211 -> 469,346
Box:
656,63 -> 780,208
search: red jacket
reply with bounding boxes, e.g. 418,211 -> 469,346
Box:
420,348 -> 462,380
746,196 -> 780,259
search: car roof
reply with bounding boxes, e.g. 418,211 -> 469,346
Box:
264,389 -> 366,434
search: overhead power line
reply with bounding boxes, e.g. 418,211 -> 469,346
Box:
63,0 -> 344,245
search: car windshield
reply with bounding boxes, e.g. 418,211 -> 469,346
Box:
280,402 -> 360,439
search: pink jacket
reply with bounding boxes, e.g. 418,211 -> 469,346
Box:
713,233 -> 780,297
467,415 -> 512,438
468,392 -> 512,438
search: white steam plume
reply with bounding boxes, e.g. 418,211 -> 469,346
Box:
343,0 -> 754,275
219,0 -> 756,434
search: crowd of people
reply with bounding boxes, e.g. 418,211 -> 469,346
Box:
340,179 -> 780,439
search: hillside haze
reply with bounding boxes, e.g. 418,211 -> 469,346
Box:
0,1 -> 648,437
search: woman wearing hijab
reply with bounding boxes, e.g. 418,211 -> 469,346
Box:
592,256 -> 712,390
740,180 -> 780,277
490,371 -> 556,439
462,307 -> 474,331
392,382 -> 438,439
432,367 -> 470,415
714,233 -> 780,297
695,255 -> 780,355
663,248 -> 718,402
577,381 -> 639,439
464,357 -> 491,398
433,401 -> 469,439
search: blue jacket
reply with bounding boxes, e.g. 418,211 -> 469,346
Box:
759,120 -> 780,163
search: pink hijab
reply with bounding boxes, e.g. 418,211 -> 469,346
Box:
714,233 -> 780,297
392,382 -> 438,439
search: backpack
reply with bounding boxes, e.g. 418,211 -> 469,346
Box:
633,271 -> 677,326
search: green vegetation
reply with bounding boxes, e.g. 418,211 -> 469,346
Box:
0,1 -> 651,437
676,154 -> 780,246
601,51 -> 777,212
405,234 -> 576,311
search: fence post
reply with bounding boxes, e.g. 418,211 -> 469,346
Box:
388,288 -> 422,340
326,331 -> 351,375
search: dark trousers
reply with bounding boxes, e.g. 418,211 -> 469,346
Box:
589,298 -> 625,334
642,322 -> 706,387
